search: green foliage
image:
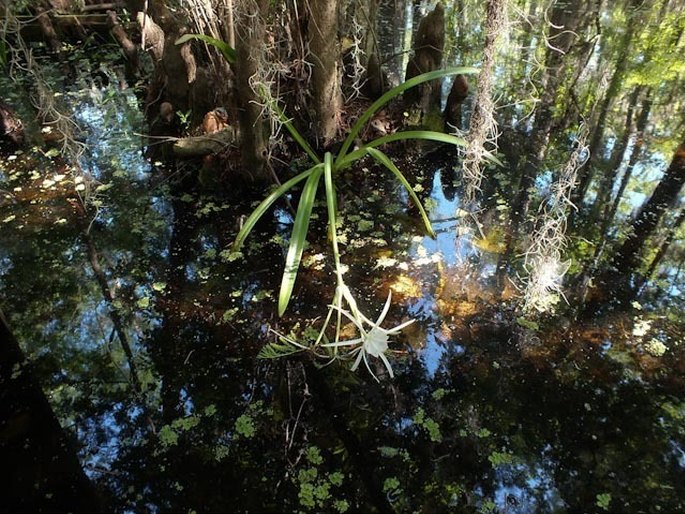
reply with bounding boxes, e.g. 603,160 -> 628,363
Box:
383,476 -> 401,493
333,500 -> 350,513
298,482 -> 317,508
174,34 -> 236,63
476,428 -> 491,439
596,492 -> 612,511
233,167 -> 319,252
488,450 -> 514,467
278,167 -> 323,316
257,339 -> 306,359
366,147 -> 435,237
516,317 -> 540,330
328,472 -> 344,487
176,109 -> 192,132
235,414 -> 256,438
158,425 -> 180,447
413,407 -> 443,442
158,415 -> 202,448
480,499 -> 497,513
431,388 -> 447,400
305,446 -> 324,465
292,447 -> 348,512
336,67 -> 478,164
627,9 -> 685,87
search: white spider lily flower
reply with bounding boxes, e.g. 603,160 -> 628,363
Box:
322,291 -> 414,382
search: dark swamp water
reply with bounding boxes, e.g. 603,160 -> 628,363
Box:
1,1 -> 685,513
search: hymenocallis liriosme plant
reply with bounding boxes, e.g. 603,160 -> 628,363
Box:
236,69 -> 491,380
175,35 -> 493,379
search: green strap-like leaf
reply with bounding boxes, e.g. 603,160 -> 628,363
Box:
233,165 -> 321,252
338,131 -> 468,169
278,166 -> 324,316
175,34 -> 236,64
266,96 -> 321,164
366,147 -> 436,239
323,152 -> 341,267
336,67 -> 479,165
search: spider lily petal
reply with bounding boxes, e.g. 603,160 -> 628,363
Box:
385,318 -> 416,334
321,338 -> 364,347
351,348 -> 365,372
378,352 -> 395,379
328,303 -> 367,334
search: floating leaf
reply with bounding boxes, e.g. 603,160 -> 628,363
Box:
516,317 -> 539,331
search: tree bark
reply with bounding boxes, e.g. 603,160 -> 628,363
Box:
231,0 -> 269,181
36,7 -> 62,52
69,197 -> 141,392
308,0 -> 342,147
572,4 -> 637,207
404,3 -> 445,112
590,86 -> 641,221
498,0 -> 594,279
107,10 -> 137,62
0,100 -> 25,147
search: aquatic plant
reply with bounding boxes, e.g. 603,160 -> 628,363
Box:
176,36 -> 485,377
321,290 -> 415,381
233,68 -> 481,316
234,69 -> 484,379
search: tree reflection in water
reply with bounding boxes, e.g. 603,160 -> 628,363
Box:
1,0 -> 684,512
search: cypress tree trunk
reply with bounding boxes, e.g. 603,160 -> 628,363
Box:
498,0 -> 594,279
611,136 -> 685,274
572,1 -> 638,207
640,207 -> 685,287
308,0 -> 342,147
0,310 -> 103,512
233,0 -> 270,181
590,87 -> 641,221
605,90 -> 653,228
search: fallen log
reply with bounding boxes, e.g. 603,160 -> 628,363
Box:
172,127 -> 237,157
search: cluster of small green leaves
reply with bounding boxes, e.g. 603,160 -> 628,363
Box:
292,446 -> 349,513
487,450 -> 514,468
157,404 -> 218,449
413,407 -> 443,443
